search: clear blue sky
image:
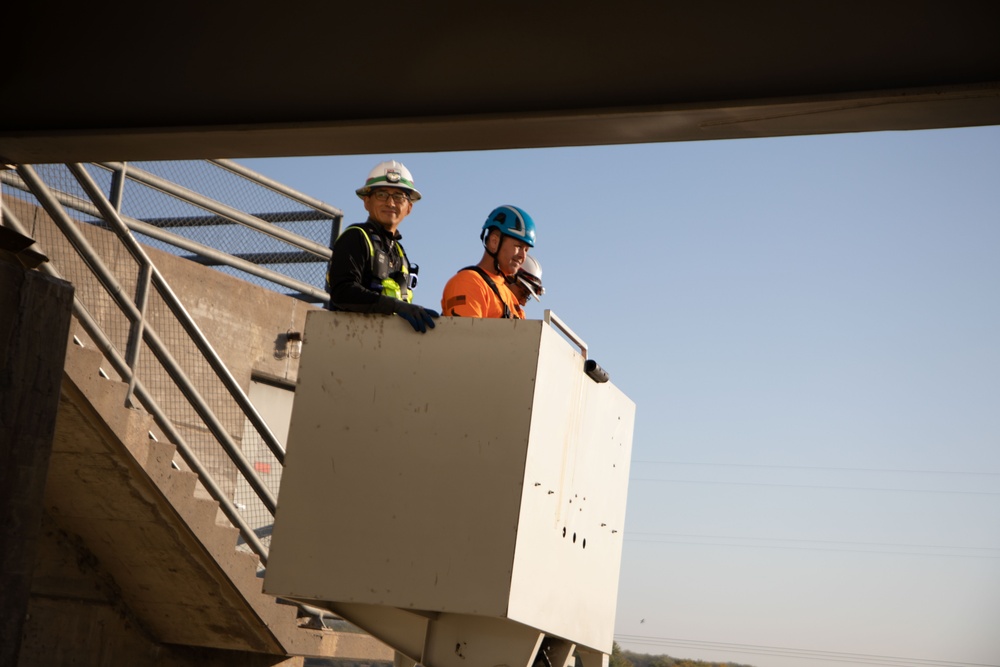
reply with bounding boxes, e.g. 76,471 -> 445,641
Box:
239,124 -> 1000,667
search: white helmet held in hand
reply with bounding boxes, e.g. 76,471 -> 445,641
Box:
516,255 -> 544,301
355,160 -> 422,201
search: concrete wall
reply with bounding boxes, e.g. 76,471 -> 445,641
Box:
0,254 -> 74,667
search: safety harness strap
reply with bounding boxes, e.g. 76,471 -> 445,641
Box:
344,225 -> 411,302
461,266 -> 512,319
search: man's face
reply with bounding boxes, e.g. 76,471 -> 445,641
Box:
490,231 -> 529,276
510,281 -> 530,307
363,187 -> 413,230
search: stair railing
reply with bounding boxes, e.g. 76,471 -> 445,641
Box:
1,160 -> 342,567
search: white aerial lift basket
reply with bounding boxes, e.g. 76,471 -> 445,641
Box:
264,310 -> 635,667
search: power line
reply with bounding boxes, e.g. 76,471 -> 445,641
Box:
630,477 -> 1000,495
624,531 -> 1000,558
624,536 -> 1000,559
631,460 -> 1000,476
614,633 -> 999,667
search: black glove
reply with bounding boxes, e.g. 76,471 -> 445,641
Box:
393,301 -> 440,333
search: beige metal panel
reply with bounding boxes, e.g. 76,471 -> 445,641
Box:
507,324 -> 634,651
265,310 -> 635,660
420,612 -> 543,667
323,601 -> 545,667
266,313 -> 543,615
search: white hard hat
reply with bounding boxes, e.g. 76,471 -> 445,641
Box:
355,160 -> 422,201
516,255 -> 544,301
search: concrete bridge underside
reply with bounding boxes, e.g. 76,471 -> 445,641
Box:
3,3 -> 999,164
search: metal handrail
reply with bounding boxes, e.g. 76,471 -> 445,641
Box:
2,200 -> 270,562
96,162 -> 336,257
66,163 -> 287,468
211,158 -> 344,222
0,169 -> 331,301
544,309 -> 589,359
18,164 -> 280,513
3,160 -> 332,567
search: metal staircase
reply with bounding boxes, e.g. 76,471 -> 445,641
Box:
1,161 -> 393,665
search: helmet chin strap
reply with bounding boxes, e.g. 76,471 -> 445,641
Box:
487,233 -> 515,280
492,256 -> 514,281
494,262 -> 517,284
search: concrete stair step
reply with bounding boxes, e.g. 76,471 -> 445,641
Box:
58,333 -> 391,660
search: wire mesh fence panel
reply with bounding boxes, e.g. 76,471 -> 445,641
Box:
2,160 -> 337,564
100,161 -> 340,301
3,165 -> 139,373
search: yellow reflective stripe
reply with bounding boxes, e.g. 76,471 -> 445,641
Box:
342,226 -> 410,300
341,225 -> 375,256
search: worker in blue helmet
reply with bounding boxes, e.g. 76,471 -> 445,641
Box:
325,160 -> 439,333
441,205 -> 536,319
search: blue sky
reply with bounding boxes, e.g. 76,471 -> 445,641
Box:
239,124 -> 1000,667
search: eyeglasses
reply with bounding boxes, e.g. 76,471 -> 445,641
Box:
370,190 -> 410,204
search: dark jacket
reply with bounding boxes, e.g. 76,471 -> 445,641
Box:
325,220 -> 409,313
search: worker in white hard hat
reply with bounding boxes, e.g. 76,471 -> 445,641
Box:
325,160 -> 439,333
509,254 -> 544,313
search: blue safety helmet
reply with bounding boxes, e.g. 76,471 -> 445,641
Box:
481,205 -> 536,249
